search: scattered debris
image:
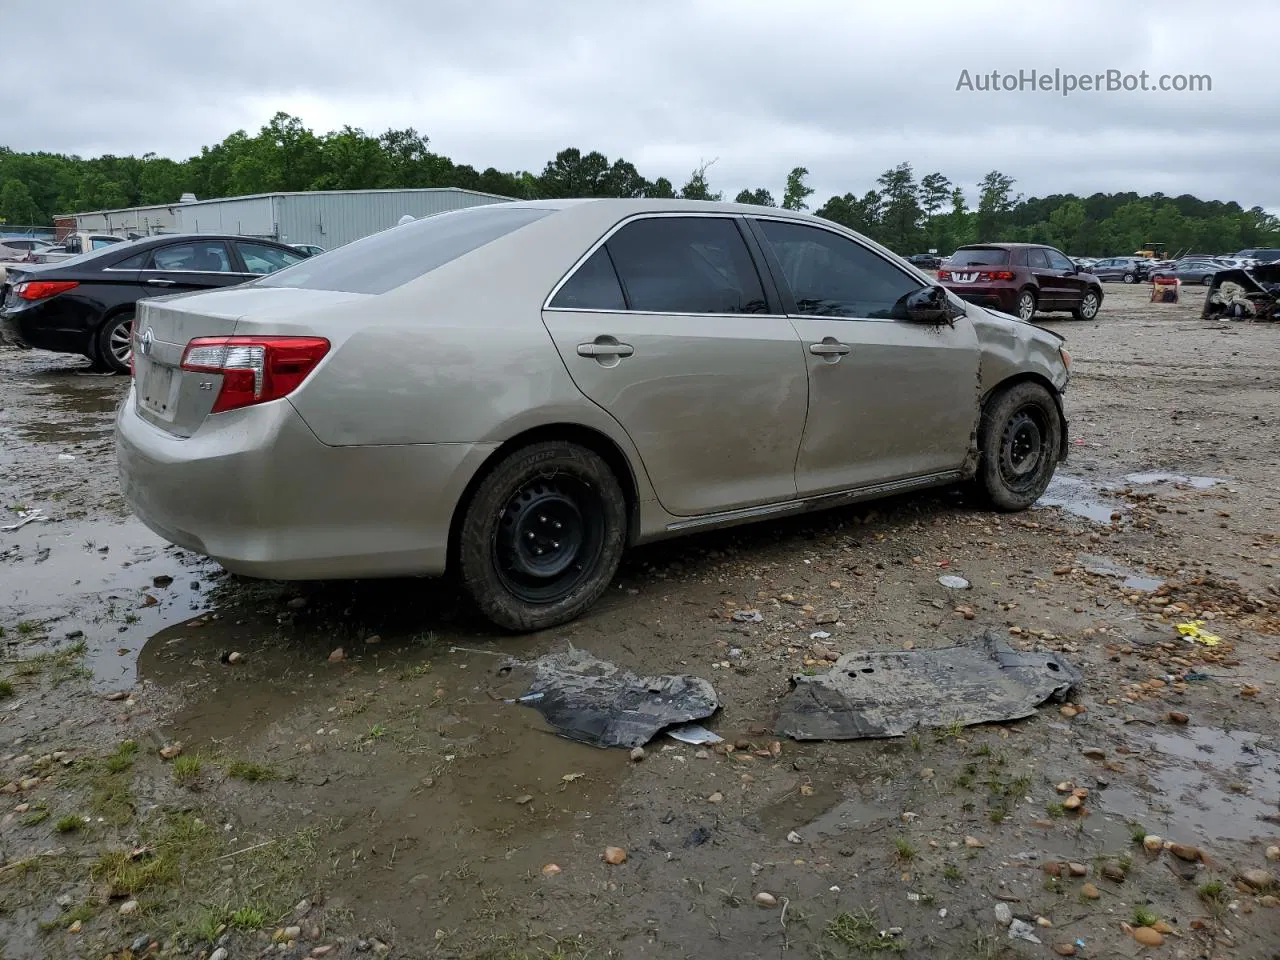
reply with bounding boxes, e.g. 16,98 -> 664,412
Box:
775,632 -> 1081,740
1008,919 -> 1041,943
1,509 -> 47,532
733,610 -> 764,623
666,723 -> 723,746
938,575 -> 971,590
602,846 -> 627,865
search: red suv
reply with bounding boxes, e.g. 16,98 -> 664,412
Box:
939,243 -> 1104,322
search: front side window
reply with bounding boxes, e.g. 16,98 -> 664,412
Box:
236,241 -> 306,275
152,240 -> 233,272
756,219 -> 922,319
550,247 -> 626,310
604,216 -> 767,314
1045,249 -> 1075,271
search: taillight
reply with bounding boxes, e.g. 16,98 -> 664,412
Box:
180,336 -> 330,413
937,270 -> 950,280
15,280 -> 79,301
979,271 -> 1017,281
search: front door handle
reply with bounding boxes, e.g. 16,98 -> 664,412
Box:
808,340 -> 851,357
577,340 -> 634,359
145,278 -> 176,287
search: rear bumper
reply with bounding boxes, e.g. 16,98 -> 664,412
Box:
0,307 -> 93,354
115,389 -> 499,579
944,285 -> 1019,313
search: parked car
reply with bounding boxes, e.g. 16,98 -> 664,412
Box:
1235,248 -> 1280,265
0,233 -> 309,373
29,232 -> 127,264
1089,257 -> 1151,283
116,199 -> 1072,632
907,253 -> 941,270
1150,259 -> 1220,285
0,237 -> 56,258
938,243 -> 1104,322
291,243 -> 326,257
1070,257 -> 1097,271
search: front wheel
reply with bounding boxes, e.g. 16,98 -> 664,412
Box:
971,381 -> 1063,511
97,311 -> 134,375
1072,289 -> 1101,321
1202,275 -> 1214,286
1016,290 -> 1037,321
457,441 -> 627,632
1122,272 -> 1135,283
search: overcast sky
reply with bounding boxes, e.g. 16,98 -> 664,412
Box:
9,0 -> 1278,210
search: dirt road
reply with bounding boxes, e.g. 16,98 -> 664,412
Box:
2,281 -> 1278,960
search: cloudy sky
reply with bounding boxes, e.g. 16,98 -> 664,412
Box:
10,0 -> 1278,210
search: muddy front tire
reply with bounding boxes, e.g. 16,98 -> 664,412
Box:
972,381 -> 1063,511
458,441 -> 627,632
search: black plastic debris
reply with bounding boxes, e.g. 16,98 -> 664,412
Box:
509,646 -> 719,749
775,631 -> 1082,741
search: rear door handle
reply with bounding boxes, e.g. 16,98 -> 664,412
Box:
577,341 -> 634,358
145,278 -> 176,287
809,341 -> 851,356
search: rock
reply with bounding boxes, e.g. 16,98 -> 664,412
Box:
0,783 -> 17,795
1053,944 -> 1078,956
119,899 -> 138,915
1068,862 -> 1088,877
994,903 -> 1013,925
364,634 -> 382,645
1133,926 -> 1164,946
105,691 -> 130,701
1080,882 -> 1101,900
158,743 -> 182,760
1240,868 -> 1276,891
1166,711 -> 1189,724
1266,846 -> 1280,862
295,898 -> 312,917
964,836 -> 985,848
131,935 -> 151,952
1169,842 -> 1202,862
56,894 -> 73,907
629,747 -> 645,762
68,920 -> 82,933
14,803 -> 28,813
1035,916 -> 1053,927
755,891 -> 778,907
1062,795 -> 1083,811
153,575 -> 174,587
1241,685 -> 1261,697
786,830 -> 803,844
226,651 -> 245,665
1259,895 -> 1278,908
281,924 -> 303,940
287,597 -> 308,610
1042,862 -> 1062,878
514,794 -> 533,805
813,610 -> 839,625
328,648 -> 346,662
210,949 -> 229,960
311,948 -> 335,958
1102,861 -> 1127,882
541,863 -> 561,876
1153,921 -> 1173,934
603,846 -> 627,865
707,791 -> 724,804
1143,835 -> 1164,853
18,777 -> 40,790
1081,747 -> 1106,760
1055,781 -> 1074,794
1059,705 -> 1079,718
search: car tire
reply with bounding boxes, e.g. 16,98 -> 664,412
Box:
1016,289 -> 1037,322
971,381 -> 1062,512
457,441 -> 628,632
1122,272 -> 1135,283
1202,275 -> 1214,286
96,311 -> 134,375
1071,289 -> 1102,321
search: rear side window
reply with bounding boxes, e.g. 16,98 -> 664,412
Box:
257,205 -> 552,295
112,250 -> 152,270
949,247 -> 1010,267
603,216 -> 767,314
1027,249 -> 1050,269
550,247 -> 626,311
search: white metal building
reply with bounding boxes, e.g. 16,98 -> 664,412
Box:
67,188 -> 514,250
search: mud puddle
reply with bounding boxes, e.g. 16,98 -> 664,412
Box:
1077,554 -> 1165,592
1101,725 -> 1280,843
1037,468 -> 1227,524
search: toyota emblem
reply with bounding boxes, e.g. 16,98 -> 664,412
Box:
140,328 -> 154,356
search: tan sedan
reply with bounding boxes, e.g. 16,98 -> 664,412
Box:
116,199 -> 1071,631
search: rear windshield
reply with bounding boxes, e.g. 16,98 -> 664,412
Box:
256,205 -> 553,295
949,247 -> 1010,266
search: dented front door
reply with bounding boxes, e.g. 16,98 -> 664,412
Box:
749,217 -> 981,496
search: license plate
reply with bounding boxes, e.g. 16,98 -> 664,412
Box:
137,362 -> 177,417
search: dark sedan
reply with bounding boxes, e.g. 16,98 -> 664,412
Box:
1089,257 -> 1150,283
0,234 -> 308,373
907,253 -> 942,270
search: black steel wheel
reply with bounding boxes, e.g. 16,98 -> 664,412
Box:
458,441 -> 627,631
971,381 -> 1063,511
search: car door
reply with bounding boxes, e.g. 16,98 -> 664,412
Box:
233,239 -> 308,277
140,239 -> 245,296
1093,259 -> 1115,280
540,214 -> 809,517
1045,247 -> 1086,306
1026,247 -> 1063,307
747,217 -> 981,495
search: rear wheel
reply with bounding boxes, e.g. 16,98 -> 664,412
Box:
97,311 -> 134,375
1202,275 -> 1214,286
971,381 -> 1062,511
458,441 -> 627,632
1122,272 -> 1135,283
1071,289 -> 1101,321
1016,290 -> 1037,321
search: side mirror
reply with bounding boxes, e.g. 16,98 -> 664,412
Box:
903,284 -> 953,323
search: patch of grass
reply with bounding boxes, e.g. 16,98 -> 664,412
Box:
13,640 -> 89,685
971,743 -> 993,758
942,863 -> 962,881
55,814 -> 83,833
1117,853 -> 1134,874
826,909 -> 907,953
173,755 -> 202,786
1198,880 -> 1226,903
398,662 -> 433,680
910,733 -> 922,753
1045,802 -> 1066,818
225,760 -> 278,782
39,901 -> 97,932
123,613 -> 140,625
15,620 -> 41,635
1129,823 -> 1149,844
988,800 -> 1010,823
1131,905 -> 1158,928
0,677 -> 14,698
368,723 -> 387,739
893,837 -> 917,862
934,720 -> 965,742
20,803 -> 50,826
105,739 -> 139,774
230,905 -> 267,930
1005,774 -> 1033,798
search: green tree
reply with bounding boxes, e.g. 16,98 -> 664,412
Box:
0,178 -> 39,224
975,170 -> 1019,241
679,161 -> 722,201
817,190 -> 882,235
875,163 -> 923,252
645,177 -> 677,199
781,167 -> 813,211
734,187 -> 775,206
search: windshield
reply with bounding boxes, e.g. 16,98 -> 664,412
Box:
949,247 -> 1010,267
256,205 -> 553,295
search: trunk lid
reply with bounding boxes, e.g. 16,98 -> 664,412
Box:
132,286 -> 367,437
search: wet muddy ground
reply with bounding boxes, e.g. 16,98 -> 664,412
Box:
2,282 -> 1279,960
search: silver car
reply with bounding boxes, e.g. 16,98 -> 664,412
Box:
116,199 -> 1071,631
